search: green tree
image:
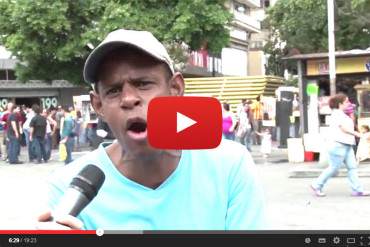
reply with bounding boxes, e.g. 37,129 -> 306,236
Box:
263,0 -> 370,75
0,0 -> 232,85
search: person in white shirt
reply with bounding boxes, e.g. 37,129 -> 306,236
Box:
22,106 -> 36,162
311,93 -> 369,197
235,101 -> 253,151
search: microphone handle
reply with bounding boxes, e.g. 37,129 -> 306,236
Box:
51,187 -> 90,220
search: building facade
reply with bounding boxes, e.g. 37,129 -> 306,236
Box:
183,0 -> 265,77
0,59 -> 88,109
248,0 -> 277,76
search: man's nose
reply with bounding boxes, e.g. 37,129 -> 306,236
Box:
119,84 -> 141,109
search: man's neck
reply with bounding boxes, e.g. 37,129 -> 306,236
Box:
107,143 -> 181,189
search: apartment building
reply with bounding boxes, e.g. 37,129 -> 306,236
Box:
248,0 -> 278,76
184,0 -> 265,77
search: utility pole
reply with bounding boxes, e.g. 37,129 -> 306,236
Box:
328,0 -> 336,96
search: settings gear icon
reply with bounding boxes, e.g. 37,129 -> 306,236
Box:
333,237 -> 341,244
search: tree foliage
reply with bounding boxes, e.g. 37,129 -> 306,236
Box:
263,0 -> 370,76
0,0 -> 232,84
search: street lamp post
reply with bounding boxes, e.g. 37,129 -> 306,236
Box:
328,0 -> 336,96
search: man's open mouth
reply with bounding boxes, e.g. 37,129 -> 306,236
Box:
126,118 -> 148,140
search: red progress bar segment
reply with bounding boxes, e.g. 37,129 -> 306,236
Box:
0,230 -> 96,235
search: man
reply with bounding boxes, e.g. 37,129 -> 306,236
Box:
38,29 -> 265,230
236,99 -> 247,118
53,105 -> 63,149
23,106 -> 36,162
0,107 -> 4,160
42,108 -> 56,161
59,106 -> 75,165
251,95 -> 263,145
7,104 -> 23,164
29,104 -> 48,164
0,102 -> 13,161
235,101 -> 253,152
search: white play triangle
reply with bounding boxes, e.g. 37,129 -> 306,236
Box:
177,112 -> 197,133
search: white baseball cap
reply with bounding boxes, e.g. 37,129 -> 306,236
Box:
83,29 -> 175,85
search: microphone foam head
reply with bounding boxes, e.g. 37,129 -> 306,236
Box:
70,164 -> 105,201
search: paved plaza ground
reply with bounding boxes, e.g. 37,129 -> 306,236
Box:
0,145 -> 369,230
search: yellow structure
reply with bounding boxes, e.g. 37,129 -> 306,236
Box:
307,56 -> 370,76
184,76 -> 284,112
248,50 -> 265,76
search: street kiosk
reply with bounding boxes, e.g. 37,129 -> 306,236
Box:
284,49 -> 370,162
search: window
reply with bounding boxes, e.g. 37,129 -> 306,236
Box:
234,1 -> 250,15
0,69 -> 16,80
0,70 -> 6,80
251,41 -> 264,49
264,0 -> 270,8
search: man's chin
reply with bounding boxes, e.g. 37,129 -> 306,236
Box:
121,138 -> 158,155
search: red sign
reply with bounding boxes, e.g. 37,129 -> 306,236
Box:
147,96 -> 222,149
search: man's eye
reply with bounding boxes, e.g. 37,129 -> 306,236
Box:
106,88 -> 120,95
136,81 -> 152,88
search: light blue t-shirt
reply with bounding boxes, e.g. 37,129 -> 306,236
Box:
47,140 -> 266,230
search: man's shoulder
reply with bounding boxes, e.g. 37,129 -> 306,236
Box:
33,114 -> 42,121
187,140 -> 253,170
210,139 -> 248,156
250,101 -> 258,108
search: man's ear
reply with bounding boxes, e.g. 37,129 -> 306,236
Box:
90,90 -> 105,120
169,72 -> 185,96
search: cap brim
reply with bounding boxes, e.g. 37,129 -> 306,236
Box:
83,42 -> 174,85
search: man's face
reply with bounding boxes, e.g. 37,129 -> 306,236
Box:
90,49 -> 184,156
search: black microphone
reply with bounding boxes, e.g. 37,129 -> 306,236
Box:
52,164 -> 105,220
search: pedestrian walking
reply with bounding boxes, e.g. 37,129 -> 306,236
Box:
251,95 -> 263,145
235,101 -> 253,151
222,102 -> 236,140
311,93 -> 369,197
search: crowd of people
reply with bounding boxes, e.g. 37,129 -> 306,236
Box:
0,103 -> 84,165
221,97 -> 272,158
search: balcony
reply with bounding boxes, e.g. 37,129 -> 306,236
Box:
230,28 -> 248,42
233,11 -> 261,33
238,0 -> 260,8
183,50 -> 223,77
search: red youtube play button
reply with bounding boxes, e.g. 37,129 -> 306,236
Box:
147,96 -> 222,149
